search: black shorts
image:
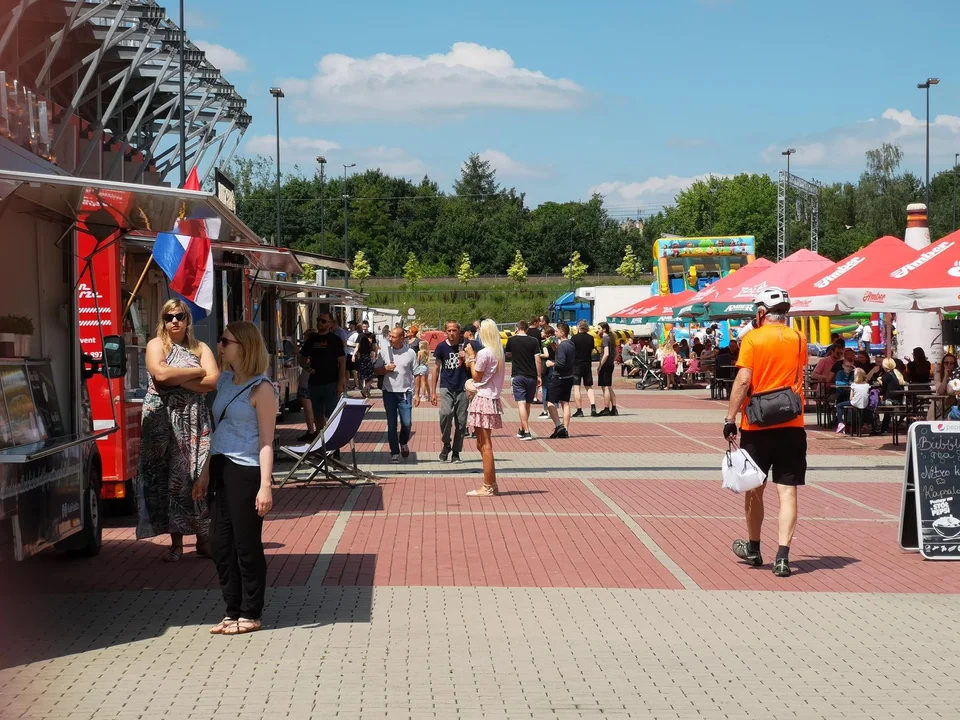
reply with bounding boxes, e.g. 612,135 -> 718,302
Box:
345,356 -> 355,372
547,375 -> 575,404
597,364 -> 614,387
573,362 -> 593,387
739,427 -> 807,486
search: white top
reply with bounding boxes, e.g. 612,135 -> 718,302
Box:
850,382 -> 871,409
737,320 -> 755,341
377,343 -> 417,393
346,331 -> 359,352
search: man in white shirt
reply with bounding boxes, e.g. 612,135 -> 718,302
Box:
375,327 -> 418,462
345,320 -> 360,390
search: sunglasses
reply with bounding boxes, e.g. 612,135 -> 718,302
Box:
164,312 -> 186,323
217,336 -> 238,346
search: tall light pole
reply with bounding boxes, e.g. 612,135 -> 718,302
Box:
782,148 -> 796,256
317,156 -> 327,255
269,87 -> 284,247
342,163 -> 356,288
179,0 -> 186,186
954,152 -> 958,232
918,78 -> 939,211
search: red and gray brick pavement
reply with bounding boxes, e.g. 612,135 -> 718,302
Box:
2,377 -> 958,719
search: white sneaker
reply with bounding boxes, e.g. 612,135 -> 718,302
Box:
835,422 -> 845,434
390,454 -> 401,463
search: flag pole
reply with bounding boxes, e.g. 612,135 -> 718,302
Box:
124,256 -> 154,318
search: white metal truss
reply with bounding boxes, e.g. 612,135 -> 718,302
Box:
777,170 -> 821,260
0,0 -> 252,184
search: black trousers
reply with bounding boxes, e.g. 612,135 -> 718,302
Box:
209,455 -> 267,620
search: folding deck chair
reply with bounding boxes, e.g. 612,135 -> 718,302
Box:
277,396 -> 376,488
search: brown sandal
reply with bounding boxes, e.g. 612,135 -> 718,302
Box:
222,618 -> 261,635
209,617 -> 235,635
162,546 -> 183,562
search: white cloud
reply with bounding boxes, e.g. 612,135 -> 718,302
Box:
195,41 -> 249,73
761,107 -> 960,171
478,149 -> 549,179
245,135 -> 342,162
281,42 -> 584,122
589,174 -> 728,208
358,146 -> 430,179
184,9 -> 213,28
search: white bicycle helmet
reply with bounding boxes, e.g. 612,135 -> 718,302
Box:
754,287 -> 791,313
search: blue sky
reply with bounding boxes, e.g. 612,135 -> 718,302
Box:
189,0 -> 960,214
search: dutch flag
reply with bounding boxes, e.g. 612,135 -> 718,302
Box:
153,214 -> 220,321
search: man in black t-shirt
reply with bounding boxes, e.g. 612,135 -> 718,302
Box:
431,321 -> 481,462
298,311 -> 345,425
528,317 -> 543,343
505,320 -> 542,441
570,320 -> 598,417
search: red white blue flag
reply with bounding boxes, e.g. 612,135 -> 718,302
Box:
153,214 -> 219,320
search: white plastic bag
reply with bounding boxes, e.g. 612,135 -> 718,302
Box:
721,444 -> 765,493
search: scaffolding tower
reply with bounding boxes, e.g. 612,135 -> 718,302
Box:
777,170 -> 821,260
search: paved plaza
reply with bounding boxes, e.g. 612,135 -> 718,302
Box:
2,377 -> 958,719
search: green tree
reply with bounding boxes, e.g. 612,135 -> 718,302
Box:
456,252 -> 477,284
454,152 -> 500,199
616,244 -> 644,282
351,251 -> 371,290
562,251 -> 588,285
403,252 -> 423,291
507,250 -> 528,285
301,263 -> 316,282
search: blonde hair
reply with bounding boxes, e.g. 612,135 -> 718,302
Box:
882,357 -> 905,385
222,321 -> 268,377
478,319 -> 504,367
155,298 -> 201,357
853,368 -> 867,383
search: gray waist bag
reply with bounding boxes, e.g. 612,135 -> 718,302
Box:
744,331 -> 803,427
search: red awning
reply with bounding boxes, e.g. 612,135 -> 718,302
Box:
673,258 -> 775,317
608,289 -> 695,320
789,236 -> 919,315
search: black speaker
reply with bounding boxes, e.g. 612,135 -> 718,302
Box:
943,319 -> 960,345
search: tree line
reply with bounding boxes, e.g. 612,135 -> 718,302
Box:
229,143 -> 959,279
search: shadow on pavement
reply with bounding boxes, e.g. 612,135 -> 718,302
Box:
791,555 -> 861,575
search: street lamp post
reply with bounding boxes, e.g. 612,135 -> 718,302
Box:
343,163 -> 356,288
782,148 -> 796,256
269,87 -> 284,247
317,156 -> 327,255
954,152 -> 959,232
179,0 -> 186,187
917,78 -> 940,210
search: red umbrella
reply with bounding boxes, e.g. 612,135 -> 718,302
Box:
608,289 -> 694,322
788,236 -> 918,315
674,258 -> 775,318
702,249 -> 835,318
837,230 -> 960,311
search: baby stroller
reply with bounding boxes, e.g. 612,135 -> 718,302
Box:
634,354 -> 666,390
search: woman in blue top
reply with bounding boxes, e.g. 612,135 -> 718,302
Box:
194,321 -> 278,635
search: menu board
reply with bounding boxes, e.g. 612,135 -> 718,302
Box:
0,365 -> 42,445
900,422 -> 960,560
26,361 -> 64,439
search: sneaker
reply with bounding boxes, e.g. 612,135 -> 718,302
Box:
610,407 -> 619,416
835,422 -> 846,435
732,539 -> 762,567
590,410 -> 600,417
773,558 -> 791,578
400,444 -> 410,459
572,409 -> 584,418
519,431 -> 534,441
439,447 -> 451,462
296,431 -> 316,442
451,453 -> 461,463
466,484 -> 499,497
555,426 -> 569,439
549,425 -> 562,439
390,454 -> 401,463
538,411 -> 549,418
596,408 -> 611,417
516,428 -> 525,439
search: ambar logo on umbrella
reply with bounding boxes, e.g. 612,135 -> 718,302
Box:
862,291 -> 886,303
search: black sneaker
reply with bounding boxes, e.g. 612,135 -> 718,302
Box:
590,410 -> 600,417
610,407 -> 619,416
439,447 -> 451,462
538,411 -> 549,418
555,426 -> 569,439
572,409 -> 584,418
296,431 -> 316,442
596,408 -> 611,417
732,539 -> 763,567
519,431 -> 534,441
549,425 -> 562,439
516,428 -> 525,439
451,453 -> 461,463
773,559 -> 791,577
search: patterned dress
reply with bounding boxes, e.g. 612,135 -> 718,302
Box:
135,343 -> 211,539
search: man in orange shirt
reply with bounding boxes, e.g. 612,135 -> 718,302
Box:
723,288 -> 807,578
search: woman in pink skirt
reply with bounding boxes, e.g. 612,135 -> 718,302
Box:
464,319 -> 505,497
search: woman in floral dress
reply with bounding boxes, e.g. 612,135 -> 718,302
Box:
135,299 -> 219,561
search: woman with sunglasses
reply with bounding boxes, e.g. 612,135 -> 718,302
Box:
195,321 -> 277,635
136,299 -> 219,561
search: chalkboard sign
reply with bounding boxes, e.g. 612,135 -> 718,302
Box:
900,422 -> 960,560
